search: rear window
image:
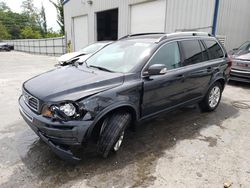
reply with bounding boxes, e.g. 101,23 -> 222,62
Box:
180,40 -> 203,66
203,40 -> 224,60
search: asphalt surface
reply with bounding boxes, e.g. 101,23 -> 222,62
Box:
0,51 -> 250,188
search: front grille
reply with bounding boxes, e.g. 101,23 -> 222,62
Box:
23,90 -> 39,112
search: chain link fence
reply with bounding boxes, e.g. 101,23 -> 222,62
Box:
3,37 -> 67,56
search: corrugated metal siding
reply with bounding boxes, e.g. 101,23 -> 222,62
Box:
165,0 -> 215,33
64,0 -> 216,51
216,0 -> 250,50
64,0 -> 148,50
64,0 -> 250,53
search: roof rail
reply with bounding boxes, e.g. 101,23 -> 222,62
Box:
119,32 -> 166,40
156,32 -> 212,43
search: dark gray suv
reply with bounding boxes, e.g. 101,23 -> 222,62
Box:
19,32 -> 231,161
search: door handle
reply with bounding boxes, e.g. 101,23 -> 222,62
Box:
207,67 -> 213,72
176,74 -> 184,78
176,74 -> 185,82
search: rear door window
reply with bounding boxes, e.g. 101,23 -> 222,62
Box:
203,40 -> 224,60
180,40 -> 203,66
200,41 -> 209,61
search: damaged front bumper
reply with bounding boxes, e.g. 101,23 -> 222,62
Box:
19,96 -> 93,162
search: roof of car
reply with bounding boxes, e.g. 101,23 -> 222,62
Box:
119,32 -> 213,43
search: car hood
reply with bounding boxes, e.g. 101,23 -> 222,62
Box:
58,51 -> 85,62
233,52 -> 250,61
23,65 -> 124,102
77,54 -> 92,63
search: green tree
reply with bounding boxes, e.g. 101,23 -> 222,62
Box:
49,0 -> 64,34
21,26 -> 41,39
0,21 -> 10,39
40,4 -> 47,37
0,0 -> 59,39
21,0 -> 36,15
45,28 -> 62,38
21,0 -> 41,33
0,9 -> 31,39
0,2 -> 10,12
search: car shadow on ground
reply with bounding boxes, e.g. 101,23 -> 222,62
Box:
2,101 -> 239,188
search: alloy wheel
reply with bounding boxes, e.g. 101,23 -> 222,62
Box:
208,86 -> 221,108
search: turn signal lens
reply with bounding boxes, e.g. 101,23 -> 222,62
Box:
41,106 -> 53,118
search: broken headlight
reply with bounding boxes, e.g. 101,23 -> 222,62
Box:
41,102 -> 82,121
41,99 -> 96,121
58,103 -> 76,117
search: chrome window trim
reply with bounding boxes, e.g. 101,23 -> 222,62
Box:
141,37 -> 226,77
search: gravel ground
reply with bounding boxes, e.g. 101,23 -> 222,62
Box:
0,51 -> 250,188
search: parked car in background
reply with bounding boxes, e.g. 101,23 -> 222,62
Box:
58,41 -> 112,66
0,42 -> 14,51
19,32 -> 231,161
228,41 -> 250,83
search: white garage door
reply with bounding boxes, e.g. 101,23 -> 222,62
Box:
130,0 -> 166,34
73,15 -> 88,51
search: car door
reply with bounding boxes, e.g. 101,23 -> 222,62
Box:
180,39 -> 223,101
141,41 -> 188,117
178,39 -> 215,101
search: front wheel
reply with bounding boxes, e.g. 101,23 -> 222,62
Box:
97,111 -> 131,158
199,82 -> 222,112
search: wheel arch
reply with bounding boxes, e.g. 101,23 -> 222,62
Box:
211,77 -> 226,90
216,78 -> 226,90
86,103 -> 138,140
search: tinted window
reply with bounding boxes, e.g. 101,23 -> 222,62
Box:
204,40 -> 224,60
180,40 -> 203,66
148,42 -> 181,70
200,41 -> 209,61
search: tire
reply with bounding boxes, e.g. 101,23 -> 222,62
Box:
199,82 -> 222,112
97,111 -> 131,158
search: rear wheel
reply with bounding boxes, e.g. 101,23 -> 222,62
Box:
199,82 -> 222,112
97,111 -> 131,158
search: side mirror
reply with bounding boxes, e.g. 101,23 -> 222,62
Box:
146,64 -> 167,76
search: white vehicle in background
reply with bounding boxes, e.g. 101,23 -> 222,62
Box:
58,41 -> 112,66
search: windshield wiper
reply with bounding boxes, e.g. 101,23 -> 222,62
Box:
89,65 -> 114,72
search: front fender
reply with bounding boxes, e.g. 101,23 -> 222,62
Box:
80,79 -> 142,138
86,102 -> 139,138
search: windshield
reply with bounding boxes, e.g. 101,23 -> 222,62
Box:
85,41 -> 153,73
79,43 -> 108,54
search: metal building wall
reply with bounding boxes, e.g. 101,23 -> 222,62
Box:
64,0 -> 216,51
64,0 -> 145,50
216,0 -> 250,50
165,0 -> 215,33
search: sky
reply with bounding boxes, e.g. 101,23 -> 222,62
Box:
2,0 -> 59,31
